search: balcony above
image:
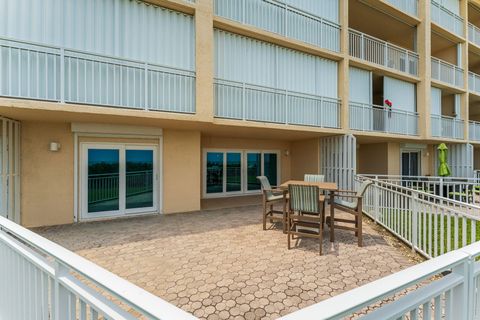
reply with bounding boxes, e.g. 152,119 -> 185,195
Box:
469,71 -> 480,95
348,29 -> 419,76
431,0 -> 464,38
0,37 -> 196,114
214,79 -> 340,129
469,120 -> 480,141
349,102 -> 418,136
469,22 -> 480,47
431,57 -> 464,88
431,114 -> 464,140
214,0 -> 341,53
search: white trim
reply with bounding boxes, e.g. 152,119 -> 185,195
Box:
79,142 -> 160,221
202,148 -> 281,199
73,132 -> 78,222
71,123 -> 163,136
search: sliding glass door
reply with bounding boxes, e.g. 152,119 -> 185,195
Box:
204,149 -> 280,197
81,144 -> 158,220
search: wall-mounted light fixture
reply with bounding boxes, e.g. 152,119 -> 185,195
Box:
284,150 -> 290,156
49,142 -> 61,152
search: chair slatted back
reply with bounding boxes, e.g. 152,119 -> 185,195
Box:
350,180 -> 373,208
304,174 -> 325,183
288,184 -> 319,213
257,176 -> 274,200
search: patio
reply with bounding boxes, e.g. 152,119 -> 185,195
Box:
34,204 -> 420,319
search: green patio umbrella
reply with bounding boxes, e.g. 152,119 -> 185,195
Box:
437,143 -> 451,177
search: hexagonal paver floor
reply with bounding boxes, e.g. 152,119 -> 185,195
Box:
34,205 -> 419,319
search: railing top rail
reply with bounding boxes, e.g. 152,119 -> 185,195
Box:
470,120 -> 480,125
349,101 -> 419,116
358,173 -> 479,182
431,56 -> 464,71
0,216 -> 196,320
469,70 -> 480,77
280,245 -> 476,319
430,114 -> 465,122
348,28 -> 418,57
214,78 -> 340,101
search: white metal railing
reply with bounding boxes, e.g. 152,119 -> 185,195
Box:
361,174 -> 480,206
214,79 -> 341,128
470,121 -> 480,141
431,57 -> 464,88
356,175 -> 480,258
470,71 -> 480,94
349,102 -> 418,136
0,215 -> 196,320
281,241 -> 480,319
469,22 -> 480,46
214,0 -> 341,52
431,114 -> 465,139
0,37 -> 196,113
348,29 -> 419,76
385,0 -> 418,17
431,0 -> 464,37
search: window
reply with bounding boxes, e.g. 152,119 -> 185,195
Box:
81,143 -> 158,220
204,150 -> 280,197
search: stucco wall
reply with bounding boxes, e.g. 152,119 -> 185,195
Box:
163,129 -> 201,213
21,122 -> 74,227
290,138 -> 320,180
357,143 -> 388,174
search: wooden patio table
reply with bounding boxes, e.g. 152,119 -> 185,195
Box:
279,180 -> 338,243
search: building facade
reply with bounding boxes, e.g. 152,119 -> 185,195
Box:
0,0 -> 479,227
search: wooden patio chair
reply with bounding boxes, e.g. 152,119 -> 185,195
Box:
257,176 -> 287,232
304,173 -> 327,222
287,184 -> 324,255
327,180 -> 373,247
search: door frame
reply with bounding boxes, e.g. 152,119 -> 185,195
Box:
79,142 -> 159,221
400,149 -> 422,176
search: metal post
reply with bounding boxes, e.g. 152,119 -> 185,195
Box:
411,191 -> 418,252
60,48 -> 65,103
440,178 -> 444,198
144,63 -> 148,110
53,261 -> 69,320
374,180 -> 379,224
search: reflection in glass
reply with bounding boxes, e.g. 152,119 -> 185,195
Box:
206,152 -> 224,193
247,153 -> 261,190
88,149 -> 120,213
264,153 -> 277,186
126,150 -> 154,210
226,153 -> 241,192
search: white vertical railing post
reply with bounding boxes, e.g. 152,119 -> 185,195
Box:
440,178 -> 444,198
53,261 -> 69,320
360,33 -> 364,60
411,191 -> 418,252
60,48 -> 65,103
451,260 -> 469,319
374,179 -> 379,223
242,82 -> 246,121
144,63 -> 149,110
467,256 -> 476,320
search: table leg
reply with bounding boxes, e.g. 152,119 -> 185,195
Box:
330,191 -> 335,243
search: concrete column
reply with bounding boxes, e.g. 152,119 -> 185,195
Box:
461,0 -> 469,141
338,0 -> 349,130
195,0 -> 214,121
417,0 -> 432,138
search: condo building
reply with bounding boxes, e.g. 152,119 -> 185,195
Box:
0,0 -> 479,227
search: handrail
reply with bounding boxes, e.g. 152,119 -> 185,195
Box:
469,22 -> 480,45
470,120 -> 480,141
0,216 -> 196,319
349,101 -> 418,117
469,71 -> 480,93
349,28 -> 418,58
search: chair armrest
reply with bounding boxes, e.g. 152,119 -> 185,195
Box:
335,194 -> 363,199
334,190 -> 357,194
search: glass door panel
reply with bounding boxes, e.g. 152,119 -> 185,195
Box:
247,153 -> 261,191
206,152 -> 224,194
126,149 -> 154,210
263,153 -> 278,186
226,153 -> 241,192
87,149 -> 120,213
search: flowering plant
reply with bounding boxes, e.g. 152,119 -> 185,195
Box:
384,99 -> 393,108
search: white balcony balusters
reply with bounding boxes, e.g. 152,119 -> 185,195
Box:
431,0 -> 464,37
469,71 -> 480,94
349,102 -> 418,136
431,114 -> 464,139
469,22 -> 480,46
431,57 -> 464,88
385,0 -> 418,17
214,0 -> 341,52
348,29 -> 419,76
470,121 -> 480,141
0,38 -> 196,113
214,79 -> 340,128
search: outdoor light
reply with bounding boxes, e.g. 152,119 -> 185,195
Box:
49,142 -> 61,152
284,150 -> 290,156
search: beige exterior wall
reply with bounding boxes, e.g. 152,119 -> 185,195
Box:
358,143 -> 389,174
290,139 -> 320,180
162,130 -> 201,213
21,122 -> 74,227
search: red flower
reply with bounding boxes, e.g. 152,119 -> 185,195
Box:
384,99 -> 393,107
